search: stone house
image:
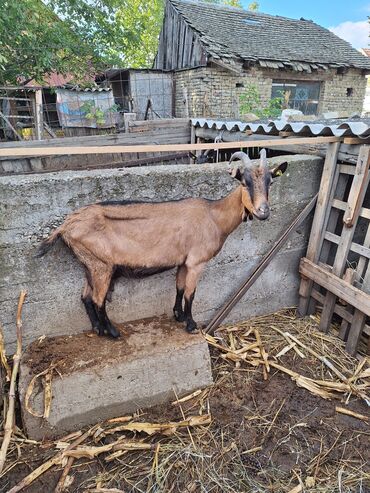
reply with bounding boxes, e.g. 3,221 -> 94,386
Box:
154,0 -> 370,118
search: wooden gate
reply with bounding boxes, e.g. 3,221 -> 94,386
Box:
298,142 -> 370,355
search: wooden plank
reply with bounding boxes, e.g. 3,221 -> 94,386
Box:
319,173 -> 349,266
311,288 -> 370,338
0,110 -> 23,141
196,128 -> 359,164
324,231 -> 370,259
0,136 -> 342,158
319,145 -> 370,332
339,163 -> 356,175
298,141 -> 340,316
300,258 -> 370,318
33,89 -> 43,140
332,198 -> 370,220
343,137 -> 370,145
345,222 -> 370,354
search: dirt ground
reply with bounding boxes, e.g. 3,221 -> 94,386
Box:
1,310 -> 369,493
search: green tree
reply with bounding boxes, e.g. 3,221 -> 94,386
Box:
0,0 -> 250,85
248,1 -> 259,10
0,0 -> 101,85
51,0 -> 243,68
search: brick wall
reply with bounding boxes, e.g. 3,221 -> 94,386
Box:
174,65 -> 367,118
319,68 -> 367,114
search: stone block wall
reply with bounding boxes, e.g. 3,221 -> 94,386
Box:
0,154 -> 322,353
174,64 -> 367,118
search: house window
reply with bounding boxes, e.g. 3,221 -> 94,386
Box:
271,80 -> 321,115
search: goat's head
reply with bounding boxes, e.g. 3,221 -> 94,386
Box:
228,149 -> 287,221
189,149 -> 215,164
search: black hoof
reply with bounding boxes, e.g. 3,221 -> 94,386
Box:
93,324 -> 105,337
173,309 -> 186,322
107,324 -> 120,338
185,321 -> 199,334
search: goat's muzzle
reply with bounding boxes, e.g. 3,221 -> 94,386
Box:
254,203 -> 270,221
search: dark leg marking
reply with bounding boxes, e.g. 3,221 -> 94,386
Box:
96,300 -> 120,338
173,288 -> 186,322
184,291 -> 198,333
82,295 -> 100,332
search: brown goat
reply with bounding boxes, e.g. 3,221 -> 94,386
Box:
37,150 -> 287,337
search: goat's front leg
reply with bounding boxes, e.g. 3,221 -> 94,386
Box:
183,262 -> 205,333
173,265 -> 187,322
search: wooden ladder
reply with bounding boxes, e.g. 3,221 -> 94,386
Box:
298,143 -> 370,355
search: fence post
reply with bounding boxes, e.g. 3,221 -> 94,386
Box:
124,112 -> 136,132
34,89 -> 43,140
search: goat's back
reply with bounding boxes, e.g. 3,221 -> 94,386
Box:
60,199 -> 221,268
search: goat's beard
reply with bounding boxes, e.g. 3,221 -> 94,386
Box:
242,209 -> 253,222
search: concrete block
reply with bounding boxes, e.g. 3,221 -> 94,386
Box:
19,316 -> 213,440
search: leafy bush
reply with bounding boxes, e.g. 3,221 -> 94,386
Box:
239,84 -> 284,119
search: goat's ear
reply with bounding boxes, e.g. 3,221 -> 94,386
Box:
271,161 -> 288,178
188,152 -> 197,161
228,167 -> 243,182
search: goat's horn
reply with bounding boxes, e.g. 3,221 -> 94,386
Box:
229,151 -> 252,168
260,149 -> 268,168
203,148 -> 211,156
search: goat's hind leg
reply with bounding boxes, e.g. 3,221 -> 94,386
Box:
183,262 -> 205,334
90,263 -> 120,338
173,265 -> 187,322
81,280 -> 103,335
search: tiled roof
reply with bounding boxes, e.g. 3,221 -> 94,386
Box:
170,0 -> 370,71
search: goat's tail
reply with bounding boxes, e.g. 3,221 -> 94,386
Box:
35,228 -> 63,258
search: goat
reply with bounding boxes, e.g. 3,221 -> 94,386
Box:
189,148 -> 215,164
189,132 -> 225,164
37,150 -> 287,338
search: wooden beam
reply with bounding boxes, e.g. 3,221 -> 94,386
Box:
0,136 -> 341,158
195,127 -> 361,163
0,110 -> 23,141
33,89 -> 43,140
332,198 -> 370,220
300,258 -> 370,318
343,137 -> 370,145
324,231 -> 370,259
298,142 -> 340,316
310,288 -> 370,338
319,145 -> 370,332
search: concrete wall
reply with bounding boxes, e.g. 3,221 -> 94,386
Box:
174,65 -> 367,118
0,155 -> 323,352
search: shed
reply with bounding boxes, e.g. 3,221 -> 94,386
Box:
154,0 -> 370,118
101,69 -> 174,120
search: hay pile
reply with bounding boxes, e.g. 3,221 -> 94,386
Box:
1,309 -> 369,493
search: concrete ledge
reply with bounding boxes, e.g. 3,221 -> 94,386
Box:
19,316 -> 213,440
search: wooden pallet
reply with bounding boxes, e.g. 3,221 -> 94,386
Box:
298,143 -> 370,355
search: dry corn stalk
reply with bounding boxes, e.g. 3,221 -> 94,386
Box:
8,424 -> 100,493
118,414 -> 211,436
0,290 -> 27,475
65,440 -> 154,459
0,323 -> 11,382
24,365 -> 55,418
335,406 -> 369,422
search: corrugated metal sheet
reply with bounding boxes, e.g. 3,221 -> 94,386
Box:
191,118 -> 370,138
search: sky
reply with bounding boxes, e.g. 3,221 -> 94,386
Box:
240,0 -> 370,49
